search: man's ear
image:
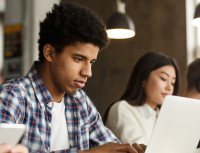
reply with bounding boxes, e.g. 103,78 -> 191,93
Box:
43,44 -> 55,62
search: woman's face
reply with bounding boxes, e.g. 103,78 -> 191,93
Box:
143,65 -> 176,109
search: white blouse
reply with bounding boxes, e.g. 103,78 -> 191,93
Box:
105,100 -> 159,145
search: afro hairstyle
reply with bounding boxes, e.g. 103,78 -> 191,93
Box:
38,1 -> 109,62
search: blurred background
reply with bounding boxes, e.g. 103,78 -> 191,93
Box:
0,0 -> 199,116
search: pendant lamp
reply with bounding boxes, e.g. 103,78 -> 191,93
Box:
106,0 -> 135,39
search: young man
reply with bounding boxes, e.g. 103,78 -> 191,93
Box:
0,2 -> 145,153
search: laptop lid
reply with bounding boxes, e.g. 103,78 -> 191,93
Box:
145,95 -> 200,153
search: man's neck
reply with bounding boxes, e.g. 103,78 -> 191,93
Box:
37,62 -> 65,103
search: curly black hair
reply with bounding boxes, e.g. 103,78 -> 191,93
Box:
38,1 -> 109,62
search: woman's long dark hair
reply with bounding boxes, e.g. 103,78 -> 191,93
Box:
103,52 -> 180,123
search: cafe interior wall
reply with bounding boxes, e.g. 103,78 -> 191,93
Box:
73,0 -> 187,116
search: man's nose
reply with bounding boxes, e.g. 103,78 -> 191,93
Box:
81,63 -> 92,78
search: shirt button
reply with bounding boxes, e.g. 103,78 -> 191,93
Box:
49,123 -> 51,127
47,102 -> 52,107
74,113 -> 77,117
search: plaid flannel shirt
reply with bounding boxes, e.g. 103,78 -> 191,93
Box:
0,62 -> 120,153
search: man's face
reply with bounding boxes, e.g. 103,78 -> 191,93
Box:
49,42 -> 99,95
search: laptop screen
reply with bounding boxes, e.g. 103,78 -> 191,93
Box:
145,95 -> 200,153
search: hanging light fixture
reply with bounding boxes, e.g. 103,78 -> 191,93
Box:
192,3 -> 200,27
106,0 -> 135,39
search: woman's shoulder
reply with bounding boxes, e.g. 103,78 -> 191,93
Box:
111,100 -> 138,111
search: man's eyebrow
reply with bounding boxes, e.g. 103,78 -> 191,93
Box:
72,53 -> 87,59
72,53 -> 97,61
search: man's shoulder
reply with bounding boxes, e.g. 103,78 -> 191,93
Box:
75,89 -> 87,98
70,89 -> 94,106
1,76 -> 31,92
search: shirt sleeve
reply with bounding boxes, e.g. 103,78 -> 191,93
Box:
81,92 -> 120,148
0,83 -> 25,123
105,101 -> 144,144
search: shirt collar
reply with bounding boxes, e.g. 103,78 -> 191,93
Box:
138,103 -> 159,119
27,61 -> 83,109
27,61 -> 54,108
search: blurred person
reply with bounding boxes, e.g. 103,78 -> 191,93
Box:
104,52 -> 179,145
185,58 -> 200,99
184,58 -> 200,153
0,1 -> 145,153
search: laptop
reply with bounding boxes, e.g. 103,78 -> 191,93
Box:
145,95 -> 200,153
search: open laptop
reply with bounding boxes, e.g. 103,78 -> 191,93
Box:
145,95 -> 200,153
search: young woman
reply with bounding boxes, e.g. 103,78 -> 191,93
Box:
104,52 -> 180,145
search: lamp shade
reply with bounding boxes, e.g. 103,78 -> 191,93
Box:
106,12 -> 135,39
192,4 -> 200,27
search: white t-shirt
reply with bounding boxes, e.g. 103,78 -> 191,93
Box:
50,98 -> 70,151
106,100 -> 159,145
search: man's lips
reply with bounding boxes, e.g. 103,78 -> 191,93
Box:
74,80 -> 86,88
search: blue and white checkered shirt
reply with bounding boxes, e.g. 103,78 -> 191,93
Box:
0,62 -> 120,153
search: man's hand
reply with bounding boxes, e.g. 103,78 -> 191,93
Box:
0,143 -> 12,153
132,143 -> 146,153
11,144 -> 29,153
0,143 -> 28,153
79,142 -> 146,153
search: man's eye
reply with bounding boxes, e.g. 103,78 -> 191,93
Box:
74,57 -> 83,62
91,61 -> 96,65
